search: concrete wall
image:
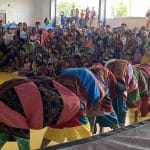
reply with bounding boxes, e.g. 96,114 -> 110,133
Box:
106,17 -> 146,29
33,0 -> 50,24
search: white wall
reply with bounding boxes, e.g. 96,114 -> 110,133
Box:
0,0 -> 146,28
0,0 -> 35,25
0,0 -> 50,25
33,0 -> 50,24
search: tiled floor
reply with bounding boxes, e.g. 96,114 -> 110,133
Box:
0,72 -> 150,150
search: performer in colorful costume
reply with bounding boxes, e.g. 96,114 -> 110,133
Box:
0,68 -> 108,149
105,59 -> 138,127
135,64 -> 150,117
89,64 -> 119,133
0,76 -> 81,150
41,67 -> 110,148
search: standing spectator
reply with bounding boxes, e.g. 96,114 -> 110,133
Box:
0,20 -> 5,35
75,8 -> 79,26
85,7 -> 90,25
60,11 -> 66,28
16,22 -> 23,40
90,7 -> 96,26
110,32 -> 123,59
19,25 -> 28,44
146,10 -> 150,30
79,9 -> 85,28
71,6 -> 75,17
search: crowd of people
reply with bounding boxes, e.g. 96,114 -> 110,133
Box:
0,21 -> 150,77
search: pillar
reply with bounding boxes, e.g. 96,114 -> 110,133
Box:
49,0 -> 56,26
98,0 -> 107,26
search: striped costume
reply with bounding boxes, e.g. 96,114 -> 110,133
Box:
0,77 -> 80,149
43,68 -> 107,143
105,59 -> 138,126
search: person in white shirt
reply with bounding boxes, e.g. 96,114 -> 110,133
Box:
20,29 -> 28,40
3,28 -> 14,46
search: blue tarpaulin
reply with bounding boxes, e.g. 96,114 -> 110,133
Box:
41,24 -> 54,30
5,23 -> 18,29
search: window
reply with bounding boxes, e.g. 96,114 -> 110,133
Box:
106,0 -> 150,18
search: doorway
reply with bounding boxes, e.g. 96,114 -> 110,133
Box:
0,13 -> 6,24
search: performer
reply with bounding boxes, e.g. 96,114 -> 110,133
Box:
135,64 -> 150,117
40,67 -> 110,148
0,76 -> 81,150
90,64 -> 120,133
0,68 -> 110,149
105,59 -> 138,127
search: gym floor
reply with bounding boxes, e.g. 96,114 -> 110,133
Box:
0,72 -> 150,150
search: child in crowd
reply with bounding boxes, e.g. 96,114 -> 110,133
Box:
18,48 -> 25,68
61,60 -> 71,71
47,63 -> 56,77
0,21 -> 149,79
19,57 -> 32,75
36,62 -> 49,76
133,47 -> 142,64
